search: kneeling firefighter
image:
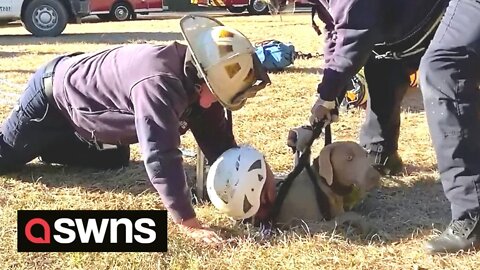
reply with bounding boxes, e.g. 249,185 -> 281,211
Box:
0,15 -> 273,244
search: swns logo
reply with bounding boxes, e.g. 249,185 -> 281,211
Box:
17,210 -> 167,252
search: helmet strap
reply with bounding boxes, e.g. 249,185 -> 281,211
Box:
184,49 -> 204,83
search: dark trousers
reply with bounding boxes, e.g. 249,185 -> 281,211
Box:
359,55 -> 419,155
0,60 -> 130,172
420,0 -> 480,220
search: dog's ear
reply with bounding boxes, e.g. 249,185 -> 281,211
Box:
318,144 -> 334,186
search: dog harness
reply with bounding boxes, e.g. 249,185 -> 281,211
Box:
310,158 -> 362,211
311,158 -> 354,197
267,122 -> 334,225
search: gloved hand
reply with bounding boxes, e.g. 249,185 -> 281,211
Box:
310,95 -> 339,126
287,125 -> 314,153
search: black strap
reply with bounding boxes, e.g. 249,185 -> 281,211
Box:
311,6 -> 322,36
372,0 -> 447,60
324,124 -> 331,145
226,109 -> 233,132
42,52 -> 84,105
267,122 -> 333,224
308,0 -> 334,35
305,163 -> 332,220
42,56 -> 62,104
311,157 -> 353,196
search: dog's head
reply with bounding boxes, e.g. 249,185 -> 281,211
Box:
316,141 -> 381,193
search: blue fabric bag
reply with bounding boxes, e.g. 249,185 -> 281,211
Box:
255,40 -> 295,71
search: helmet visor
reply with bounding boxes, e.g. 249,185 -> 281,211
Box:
180,14 -> 271,111
228,53 -> 271,110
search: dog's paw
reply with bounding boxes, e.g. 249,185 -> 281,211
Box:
335,211 -> 367,228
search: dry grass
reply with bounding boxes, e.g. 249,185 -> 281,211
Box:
0,14 -> 478,270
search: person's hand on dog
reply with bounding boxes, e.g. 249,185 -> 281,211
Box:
178,217 -> 223,245
288,95 -> 340,153
287,125 -> 314,153
310,95 -> 339,126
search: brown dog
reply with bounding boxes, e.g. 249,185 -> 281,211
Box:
275,141 -> 381,232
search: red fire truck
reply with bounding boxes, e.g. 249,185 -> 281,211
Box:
90,0 -> 165,21
191,0 -> 270,15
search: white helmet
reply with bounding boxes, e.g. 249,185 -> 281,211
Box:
206,146 -> 267,219
180,15 -> 271,111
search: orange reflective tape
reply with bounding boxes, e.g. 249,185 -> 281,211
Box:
211,0 -> 225,6
218,29 -> 234,38
225,63 -> 241,78
409,70 -> 419,88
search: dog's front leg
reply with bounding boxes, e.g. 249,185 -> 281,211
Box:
296,211 -> 369,235
333,211 -> 371,235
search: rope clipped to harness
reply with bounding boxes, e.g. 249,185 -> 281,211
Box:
294,51 -> 324,60
308,0 -> 334,37
372,0 -> 447,60
259,122 -> 332,238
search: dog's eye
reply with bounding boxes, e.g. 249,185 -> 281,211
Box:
346,155 -> 353,161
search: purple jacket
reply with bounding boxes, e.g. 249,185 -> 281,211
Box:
52,42 -> 236,222
317,0 -> 444,101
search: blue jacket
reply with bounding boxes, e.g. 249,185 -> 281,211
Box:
317,0 -> 446,101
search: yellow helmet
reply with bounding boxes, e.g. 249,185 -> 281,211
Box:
180,15 -> 271,111
342,72 -> 369,109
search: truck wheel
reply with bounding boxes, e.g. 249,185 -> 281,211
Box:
111,2 -> 132,21
247,0 -> 269,15
23,0 -> 68,37
227,6 -> 246,13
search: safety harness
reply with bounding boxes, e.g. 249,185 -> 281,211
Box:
308,0 -> 447,61
268,123 -> 332,223
310,158 -> 354,197
372,0 -> 447,60
258,123 -> 363,238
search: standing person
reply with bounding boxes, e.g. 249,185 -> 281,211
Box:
420,0 -> 480,254
276,0 -> 479,254
271,0 -> 447,176
0,15 -> 272,244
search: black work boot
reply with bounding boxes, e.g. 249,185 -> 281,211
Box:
366,144 -> 404,176
425,215 -> 480,254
